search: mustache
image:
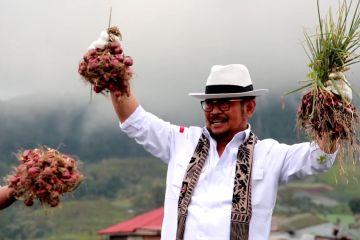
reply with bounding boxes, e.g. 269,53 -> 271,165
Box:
209,114 -> 229,123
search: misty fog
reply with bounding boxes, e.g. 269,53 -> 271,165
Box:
1,0 -> 360,127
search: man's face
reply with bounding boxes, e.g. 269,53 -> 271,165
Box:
202,98 -> 255,140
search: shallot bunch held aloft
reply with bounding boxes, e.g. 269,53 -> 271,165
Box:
297,89 -> 358,142
290,0 -> 360,170
78,26 -> 133,96
7,147 -> 84,208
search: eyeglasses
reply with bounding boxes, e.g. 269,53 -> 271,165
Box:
200,99 -> 243,112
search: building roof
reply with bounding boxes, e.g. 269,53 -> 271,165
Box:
98,207 -> 164,235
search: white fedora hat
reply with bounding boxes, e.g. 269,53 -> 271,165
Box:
189,64 -> 269,99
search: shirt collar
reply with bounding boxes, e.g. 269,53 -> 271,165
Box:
203,124 -> 252,145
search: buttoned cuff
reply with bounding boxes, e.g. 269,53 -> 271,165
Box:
310,141 -> 337,166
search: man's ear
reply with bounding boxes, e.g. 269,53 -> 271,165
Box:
245,99 -> 256,118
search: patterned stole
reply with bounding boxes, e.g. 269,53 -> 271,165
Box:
176,131 -> 257,240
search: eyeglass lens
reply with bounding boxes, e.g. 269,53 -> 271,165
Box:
201,100 -> 231,112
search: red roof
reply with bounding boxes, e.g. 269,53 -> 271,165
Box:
98,207 -> 164,235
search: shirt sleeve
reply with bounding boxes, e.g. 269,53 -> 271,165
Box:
119,105 -> 174,163
273,141 -> 337,184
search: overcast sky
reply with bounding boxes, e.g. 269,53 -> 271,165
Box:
1,0 -> 360,121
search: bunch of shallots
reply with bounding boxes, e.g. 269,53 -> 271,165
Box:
78,26 -> 133,96
7,147 -> 84,207
291,0 -> 360,166
298,89 -> 358,142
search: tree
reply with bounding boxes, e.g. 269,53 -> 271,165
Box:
349,198 -> 360,215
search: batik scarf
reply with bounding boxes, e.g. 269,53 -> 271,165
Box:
176,131 -> 257,240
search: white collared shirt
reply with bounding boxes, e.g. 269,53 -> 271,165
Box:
120,106 -> 336,240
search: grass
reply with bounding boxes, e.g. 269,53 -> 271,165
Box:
47,199 -> 135,235
46,232 -> 101,240
278,213 -> 326,231
323,213 -> 357,226
0,198 -> 137,240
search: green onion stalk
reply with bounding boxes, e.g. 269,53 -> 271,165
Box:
292,0 -> 360,173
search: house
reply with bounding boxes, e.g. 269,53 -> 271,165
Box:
98,207 -> 163,240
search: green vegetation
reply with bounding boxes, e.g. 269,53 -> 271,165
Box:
304,0 -> 360,86
323,214 -> 356,226
0,199 -> 130,240
279,213 -> 326,231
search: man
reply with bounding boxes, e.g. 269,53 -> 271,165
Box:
0,185 -> 15,210
110,64 -> 337,240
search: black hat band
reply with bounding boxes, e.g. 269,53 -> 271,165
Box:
205,84 -> 253,94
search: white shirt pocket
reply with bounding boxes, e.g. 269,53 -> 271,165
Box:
167,157 -> 189,199
251,168 -> 264,206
